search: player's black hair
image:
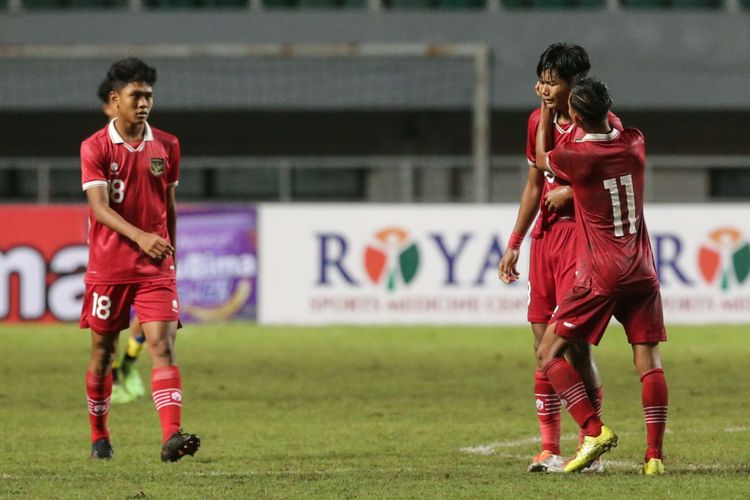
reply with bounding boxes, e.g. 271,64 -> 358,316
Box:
536,43 -> 590,85
96,78 -> 112,104
570,77 -> 613,123
107,57 -> 157,91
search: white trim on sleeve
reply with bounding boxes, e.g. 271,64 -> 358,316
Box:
168,181 -> 179,187
547,157 -> 561,178
527,158 -> 535,168
82,180 -> 108,191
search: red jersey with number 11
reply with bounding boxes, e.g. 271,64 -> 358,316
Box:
80,119 -> 180,284
548,127 -> 659,296
526,109 -> 623,238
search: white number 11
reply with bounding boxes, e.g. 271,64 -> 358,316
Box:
603,174 -> 637,237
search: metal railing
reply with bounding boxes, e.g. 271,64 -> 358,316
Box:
1,0 -> 745,12
1,154 -> 748,203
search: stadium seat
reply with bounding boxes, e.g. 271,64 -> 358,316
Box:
67,0 -> 128,6
436,0 -> 485,8
143,0 -> 202,7
532,0 -> 605,6
670,0 -> 721,7
21,0 -> 67,8
206,0 -> 248,6
297,0 -> 338,7
389,0 -> 433,8
620,0 -> 669,7
532,0 -> 570,7
263,0 -> 295,7
501,0 -> 534,8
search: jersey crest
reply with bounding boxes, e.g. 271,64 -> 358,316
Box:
150,158 -> 165,177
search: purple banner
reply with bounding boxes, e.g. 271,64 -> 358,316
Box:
176,206 -> 257,323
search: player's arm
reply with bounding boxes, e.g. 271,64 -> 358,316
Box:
534,103 -> 555,173
498,168 -> 543,284
544,185 -> 573,213
85,186 -> 173,259
166,184 -> 177,253
165,137 -> 180,254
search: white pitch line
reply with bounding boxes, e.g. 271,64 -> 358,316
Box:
724,426 -> 750,433
459,433 -> 575,456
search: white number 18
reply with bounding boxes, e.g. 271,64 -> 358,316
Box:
109,179 -> 125,204
91,292 -> 112,320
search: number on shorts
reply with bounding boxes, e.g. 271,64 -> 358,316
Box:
91,292 -> 112,320
109,179 -> 125,204
603,174 -> 637,237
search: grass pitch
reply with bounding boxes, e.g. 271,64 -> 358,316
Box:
1,323 -> 749,498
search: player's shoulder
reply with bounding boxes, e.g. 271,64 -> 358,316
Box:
620,127 -> 645,145
150,126 -> 180,147
82,124 -> 110,147
607,110 -> 623,131
527,107 -> 541,127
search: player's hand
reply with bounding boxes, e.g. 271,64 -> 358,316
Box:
534,80 -> 543,97
544,185 -> 573,212
498,248 -> 521,284
135,232 -> 174,260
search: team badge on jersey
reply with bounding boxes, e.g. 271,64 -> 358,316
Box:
110,162 -> 119,173
150,158 -> 165,177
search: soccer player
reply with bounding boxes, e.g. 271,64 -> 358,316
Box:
110,316 -> 148,404
498,43 -> 620,473
97,78 -> 148,406
80,57 -> 200,462
97,78 -> 116,120
534,77 -> 668,475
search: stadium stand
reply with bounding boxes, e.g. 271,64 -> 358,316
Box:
2,0 -> 743,7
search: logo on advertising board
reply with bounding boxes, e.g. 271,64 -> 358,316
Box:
698,227 -> 750,291
176,208 -> 258,323
364,227 -> 419,291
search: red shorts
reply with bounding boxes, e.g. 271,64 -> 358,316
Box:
527,220 -> 576,324
553,286 -> 667,346
80,280 -> 180,335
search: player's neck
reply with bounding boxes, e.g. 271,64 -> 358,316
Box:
555,110 -> 572,126
582,119 -> 611,135
113,119 -> 146,143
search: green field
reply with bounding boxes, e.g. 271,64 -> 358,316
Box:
1,324 -> 749,498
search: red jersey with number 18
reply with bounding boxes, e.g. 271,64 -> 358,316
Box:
80,119 -> 180,284
548,127 -> 659,296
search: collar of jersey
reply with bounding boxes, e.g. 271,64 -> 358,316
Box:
553,112 -> 574,134
577,128 -> 620,143
108,118 -> 154,153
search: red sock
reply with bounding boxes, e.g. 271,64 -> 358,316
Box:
543,358 -> 602,437
152,365 -> 182,444
86,371 -> 112,443
534,370 -> 561,454
641,368 -> 668,461
579,386 -> 604,446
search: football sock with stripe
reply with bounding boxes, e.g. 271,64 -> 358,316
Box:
543,357 -> 602,438
152,365 -> 183,444
641,368 -> 668,461
579,386 -> 604,447
86,371 -> 112,443
534,370 -> 561,454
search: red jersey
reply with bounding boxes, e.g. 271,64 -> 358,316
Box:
548,127 -> 659,296
81,120 -> 180,284
526,109 -> 623,238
